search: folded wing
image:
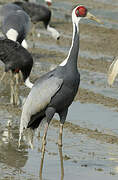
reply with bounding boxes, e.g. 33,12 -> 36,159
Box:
20,76 -> 63,136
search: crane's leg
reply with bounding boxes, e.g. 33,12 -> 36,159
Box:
14,73 -> 20,106
58,145 -> 64,180
10,72 -> 15,105
39,107 -> 55,178
0,72 -> 7,81
58,109 -> 68,146
39,122 -> 49,179
58,124 -> 63,146
57,109 -> 68,180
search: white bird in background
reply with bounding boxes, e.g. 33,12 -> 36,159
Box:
108,57 -> 118,86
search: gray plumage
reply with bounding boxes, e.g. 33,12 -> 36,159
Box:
0,3 -> 22,23
20,77 -> 63,134
1,9 -> 31,44
13,1 -> 51,28
13,1 -> 60,40
19,5 -> 102,176
19,23 -> 80,138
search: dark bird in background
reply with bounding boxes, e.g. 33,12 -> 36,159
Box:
0,4 -> 31,49
13,1 -> 60,40
23,0 -> 52,6
0,39 -> 33,105
0,3 -> 22,22
19,4 -> 102,176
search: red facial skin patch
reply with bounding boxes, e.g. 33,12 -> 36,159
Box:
46,2 -> 52,6
75,6 -> 87,17
14,68 -> 19,73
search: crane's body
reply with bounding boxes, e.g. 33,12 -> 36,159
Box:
19,4 -> 102,177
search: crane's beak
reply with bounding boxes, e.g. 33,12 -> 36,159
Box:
86,12 -> 103,24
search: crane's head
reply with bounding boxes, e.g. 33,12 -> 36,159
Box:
73,5 -> 102,24
45,0 -> 52,6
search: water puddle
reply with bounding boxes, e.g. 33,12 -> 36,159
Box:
0,0 -> 118,179
64,101 -> 118,135
0,113 -> 118,179
94,0 -> 118,6
80,69 -> 118,100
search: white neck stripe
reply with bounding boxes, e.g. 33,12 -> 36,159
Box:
59,19 -> 80,67
6,28 -> 18,42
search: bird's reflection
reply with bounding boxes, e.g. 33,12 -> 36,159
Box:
39,145 -> 64,180
58,145 -> 64,180
0,125 -> 28,170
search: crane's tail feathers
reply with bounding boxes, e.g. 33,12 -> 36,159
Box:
27,114 -> 45,129
19,112 -> 45,148
108,57 -> 118,86
19,112 -> 31,147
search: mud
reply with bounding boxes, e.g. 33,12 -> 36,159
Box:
1,0 -> 118,179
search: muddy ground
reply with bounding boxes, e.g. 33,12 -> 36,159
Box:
1,0 -> 118,179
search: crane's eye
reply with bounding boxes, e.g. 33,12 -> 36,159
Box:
75,6 -> 87,17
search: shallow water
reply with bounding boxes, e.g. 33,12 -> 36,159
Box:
1,0 -> 118,179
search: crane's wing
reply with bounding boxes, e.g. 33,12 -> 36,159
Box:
108,57 -> 118,86
19,76 -> 63,136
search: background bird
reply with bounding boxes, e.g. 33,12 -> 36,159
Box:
0,38 -> 33,105
1,6 -> 31,49
45,0 -> 52,6
19,4 -> 102,175
13,1 -> 60,40
0,3 -> 22,22
107,57 -> 118,86
23,0 -> 52,6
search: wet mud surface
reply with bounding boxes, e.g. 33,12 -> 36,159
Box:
1,0 -> 118,179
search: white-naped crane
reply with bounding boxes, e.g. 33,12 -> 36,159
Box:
19,4 -> 102,176
13,1 -> 60,40
1,5 -> 31,49
0,38 -> 33,105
